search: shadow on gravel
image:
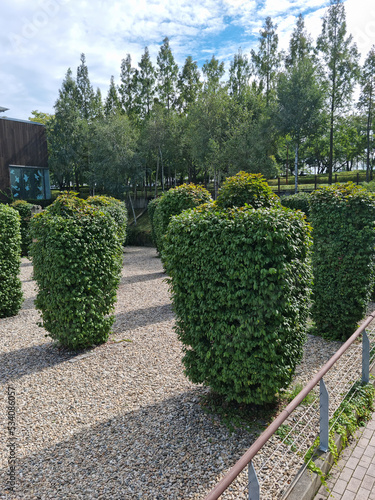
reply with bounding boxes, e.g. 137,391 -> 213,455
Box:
20,297 -> 37,310
0,344 -> 89,384
114,304 -> 174,330
20,261 -> 33,268
0,390 -> 257,499
120,272 -> 165,285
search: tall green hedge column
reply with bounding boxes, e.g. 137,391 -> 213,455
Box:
0,205 -> 23,317
164,205 -> 312,404
310,183 -> 375,340
152,183 -> 212,254
30,194 -> 123,350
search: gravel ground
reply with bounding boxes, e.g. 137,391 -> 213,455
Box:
0,246 -> 367,499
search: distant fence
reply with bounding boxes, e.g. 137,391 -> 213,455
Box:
269,172 -> 365,196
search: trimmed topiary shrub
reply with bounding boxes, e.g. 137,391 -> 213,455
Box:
10,200 -> 34,256
0,205 -> 23,317
310,183 -> 375,341
30,193 -> 123,350
153,184 -> 212,254
147,197 -> 160,249
281,192 -> 311,218
216,171 -> 281,209
87,195 -> 128,247
164,204 -> 312,404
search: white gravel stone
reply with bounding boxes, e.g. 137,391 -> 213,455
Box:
0,247 -> 370,499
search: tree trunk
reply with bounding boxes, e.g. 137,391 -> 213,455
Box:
294,144 -> 299,194
155,155 -> 159,197
159,146 -> 165,192
366,93 -> 372,182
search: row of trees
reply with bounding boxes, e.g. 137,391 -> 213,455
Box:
32,0 -> 375,197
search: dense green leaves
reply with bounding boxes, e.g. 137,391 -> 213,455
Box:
30,194 -> 123,350
164,205 -> 312,404
281,192 -> 311,218
216,171 -> 280,209
310,183 -> 375,340
10,200 -> 34,256
0,205 -> 23,317
152,183 -> 212,254
87,195 -> 128,246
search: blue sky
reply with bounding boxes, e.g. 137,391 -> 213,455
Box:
0,0 -> 373,120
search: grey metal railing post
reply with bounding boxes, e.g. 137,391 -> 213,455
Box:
362,329 -> 370,384
319,378 -> 329,452
248,461 -> 260,500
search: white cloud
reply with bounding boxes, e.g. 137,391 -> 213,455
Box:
0,0 -> 372,120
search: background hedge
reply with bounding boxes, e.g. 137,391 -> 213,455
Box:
310,183 -> 375,340
216,171 -> 281,209
281,192 -> 311,218
147,197 -> 160,249
30,194 -> 123,350
87,195 -> 128,247
0,205 -> 23,317
164,204 -> 312,404
152,183 -> 212,254
10,200 -> 34,256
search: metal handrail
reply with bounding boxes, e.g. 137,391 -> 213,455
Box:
205,310 -> 375,500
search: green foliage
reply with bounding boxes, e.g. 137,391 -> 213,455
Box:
0,205 -> 23,317
10,200 -> 34,256
87,195 -> 128,246
164,204 -> 312,404
153,184 -> 212,254
216,171 -> 281,209
126,210 -> 153,246
305,382 -> 375,486
281,192 -> 311,217
362,180 -> 375,192
310,183 -> 375,340
30,194 -> 122,350
147,197 -> 161,248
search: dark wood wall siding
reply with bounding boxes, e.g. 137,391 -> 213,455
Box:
0,119 -> 48,200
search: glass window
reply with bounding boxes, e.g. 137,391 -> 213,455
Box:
9,166 -> 51,200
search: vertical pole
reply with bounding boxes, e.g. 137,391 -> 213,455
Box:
248,462 -> 260,500
319,378 -> 329,452
362,329 -> 370,384
278,176 -> 281,195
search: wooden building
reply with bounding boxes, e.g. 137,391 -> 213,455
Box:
0,117 -> 51,202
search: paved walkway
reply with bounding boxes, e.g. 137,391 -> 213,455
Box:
315,411 -> 375,500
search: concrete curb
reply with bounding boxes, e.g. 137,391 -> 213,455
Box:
283,431 -> 344,500
283,372 -> 375,500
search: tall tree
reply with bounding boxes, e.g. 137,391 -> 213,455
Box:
176,56 -> 202,112
49,68 -> 82,189
104,76 -> 122,116
91,88 -> 104,120
29,110 -> 54,126
156,37 -> 179,111
358,46 -> 375,181
202,55 -> 225,93
119,54 -> 136,117
251,17 -> 282,107
88,113 -> 140,198
76,53 -> 96,121
285,14 -> 315,68
317,0 -> 360,183
228,49 -> 252,100
186,87 -> 231,197
134,47 -> 156,117
277,58 -> 324,192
